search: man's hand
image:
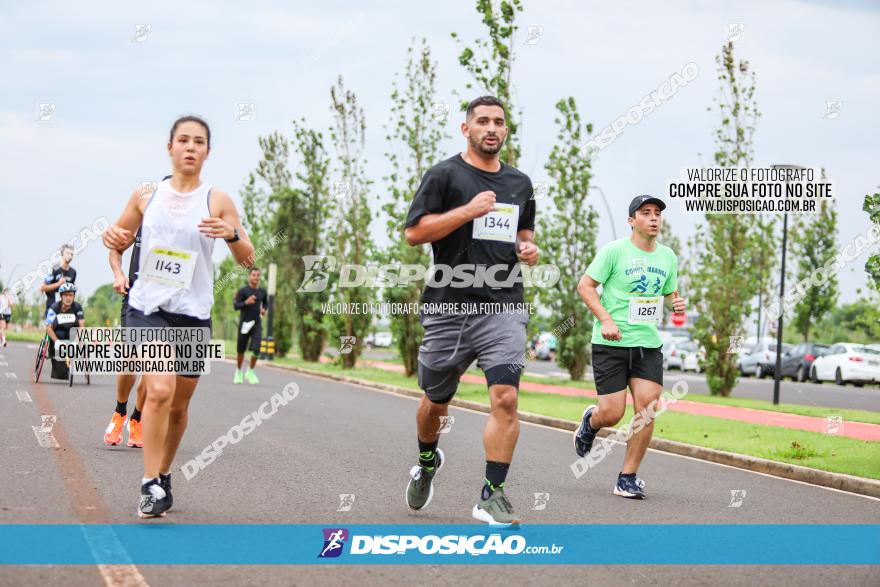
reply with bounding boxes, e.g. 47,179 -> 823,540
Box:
672,290 -> 687,315
516,240 -> 540,266
465,191 -> 497,220
103,225 -> 134,251
600,318 -> 622,341
112,271 -> 130,295
260,307 -> 267,316
245,294 -> 257,305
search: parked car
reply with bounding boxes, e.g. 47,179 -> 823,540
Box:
810,343 -> 880,387
680,341 -> 705,373
740,340 -> 791,378
778,342 -> 830,382
661,337 -> 691,370
534,332 -> 557,360
372,332 -> 393,348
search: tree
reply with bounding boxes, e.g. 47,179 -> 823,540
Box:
328,76 -> 374,368
85,283 -> 120,327
382,38 -> 447,376
864,189 -> 880,288
689,42 -> 769,396
451,0 -> 524,166
790,197 -> 839,340
538,97 -> 597,380
658,220 -> 685,329
276,120 -> 333,361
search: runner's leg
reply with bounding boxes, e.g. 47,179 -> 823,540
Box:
621,377 -> 662,474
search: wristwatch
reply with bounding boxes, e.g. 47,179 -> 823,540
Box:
225,227 -> 241,243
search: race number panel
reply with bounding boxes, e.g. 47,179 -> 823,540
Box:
142,246 -> 198,289
472,203 -> 519,243
628,296 -> 663,325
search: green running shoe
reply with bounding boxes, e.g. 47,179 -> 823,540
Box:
244,370 -> 259,385
472,486 -> 521,526
233,370 -> 243,384
406,448 -> 444,510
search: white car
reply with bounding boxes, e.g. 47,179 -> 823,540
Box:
661,338 -> 692,370
680,341 -> 705,373
810,343 -> 880,387
372,332 -> 393,348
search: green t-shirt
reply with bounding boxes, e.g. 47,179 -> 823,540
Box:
586,237 -> 678,348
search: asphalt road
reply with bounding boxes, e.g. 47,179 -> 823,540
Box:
0,340 -> 877,586
357,349 -> 880,412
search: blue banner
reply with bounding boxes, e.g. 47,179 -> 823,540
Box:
0,524 -> 877,565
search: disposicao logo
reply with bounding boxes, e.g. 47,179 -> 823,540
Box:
318,528 -> 349,558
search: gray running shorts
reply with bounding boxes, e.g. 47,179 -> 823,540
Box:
417,311 -> 529,403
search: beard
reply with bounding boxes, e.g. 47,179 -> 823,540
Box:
468,133 -> 504,155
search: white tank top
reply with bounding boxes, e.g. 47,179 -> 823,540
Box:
128,178 -> 215,319
0,294 -> 10,314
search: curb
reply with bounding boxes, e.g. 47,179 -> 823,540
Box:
261,360 -> 880,499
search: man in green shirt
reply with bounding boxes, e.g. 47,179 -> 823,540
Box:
574,195 -> 686,499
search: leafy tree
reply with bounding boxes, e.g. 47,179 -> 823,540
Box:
382,38 -> 447,376
328,76 -> 374,368
451,0 -> 524,166
84,283 -> 120,327
689,42 -> 770,396
539,97 -> 597,380
790,197 -> 839,340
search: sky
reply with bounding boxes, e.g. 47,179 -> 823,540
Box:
1,0 -> 878,309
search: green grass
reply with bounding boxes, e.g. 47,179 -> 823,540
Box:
6,329 -> 45,343
270,354 -> 880,480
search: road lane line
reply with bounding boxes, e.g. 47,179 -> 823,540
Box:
16,390 -> 32,402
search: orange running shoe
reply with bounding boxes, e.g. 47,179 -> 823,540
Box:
127,418 -> 143,448
104,412 -> 126,446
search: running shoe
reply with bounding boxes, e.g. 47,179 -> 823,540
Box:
406,448 -> 444,510
614,474 -> 646,499
127,418 -> 143,448
244,370 -> 259,385
138,479 -> 170,518
472,486 -> 521,526
159,473 -> 173,511
573,405 -> 598,457
233,370 -> 243,384
104,412 -> 126,446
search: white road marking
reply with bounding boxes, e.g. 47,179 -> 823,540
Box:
5,372 -> 17,379
0,360 -> 8,366
26,344 -> 37,350
16,390 -> 32,403
32,415 -> 59,448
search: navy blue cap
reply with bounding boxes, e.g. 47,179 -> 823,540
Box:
628,195 -> 666,217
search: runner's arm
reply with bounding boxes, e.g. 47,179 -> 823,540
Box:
516,229 -> 539,266
201,190 -> 255,267
109,250 -> 130,294
103,188 -> 145,252
405,190 -> 497,246
664,290 -> 687,314
577,274 -> 613,324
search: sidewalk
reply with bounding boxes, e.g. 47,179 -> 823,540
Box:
362,360 -> 880,443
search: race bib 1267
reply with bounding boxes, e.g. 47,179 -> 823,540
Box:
628,296 -> 663,325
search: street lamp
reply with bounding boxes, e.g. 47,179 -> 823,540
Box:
590,185 -> 617,240
770,164 -> 804,405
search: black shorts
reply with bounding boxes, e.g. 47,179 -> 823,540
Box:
120,299 -> 130,327
1,313 -> 10,323
236,321 -> 262,355
591,344 -> 663,395
125,306 -> 212,379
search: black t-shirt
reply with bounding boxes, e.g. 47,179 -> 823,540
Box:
234,286 -> 267,324
44,266 -> 77,310
46,300 -> 84,336
405,154 -> 535,305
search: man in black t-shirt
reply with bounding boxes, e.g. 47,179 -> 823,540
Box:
41,244 -> 77,316
233,267 -> 267,385
402,96 -> 540,526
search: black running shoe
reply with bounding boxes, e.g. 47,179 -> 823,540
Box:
138,478 -> 170,518
159,473 -> 173,511
573,405 -> 598,457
